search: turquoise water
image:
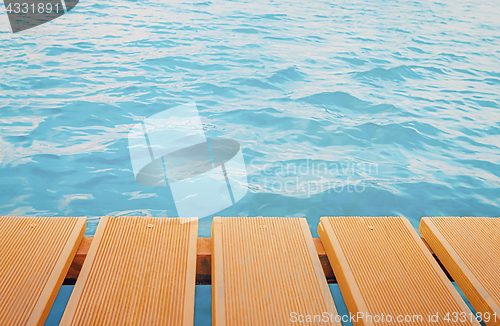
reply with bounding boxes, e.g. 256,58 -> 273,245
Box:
1,0 -> 499,325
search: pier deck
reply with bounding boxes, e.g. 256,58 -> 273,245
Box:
1,215 -> 498,325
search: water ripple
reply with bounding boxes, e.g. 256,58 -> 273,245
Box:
0,0 -> 499,243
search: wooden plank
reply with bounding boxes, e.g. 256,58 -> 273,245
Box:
420,217 -> 500,326
319,216 -> 480,326
60,216 -> 198,326
0,216 -> 86,326
64,237 -> 451,285
212,216 -> 340,326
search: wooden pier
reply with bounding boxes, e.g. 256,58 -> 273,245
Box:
0,216 -> 498,325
